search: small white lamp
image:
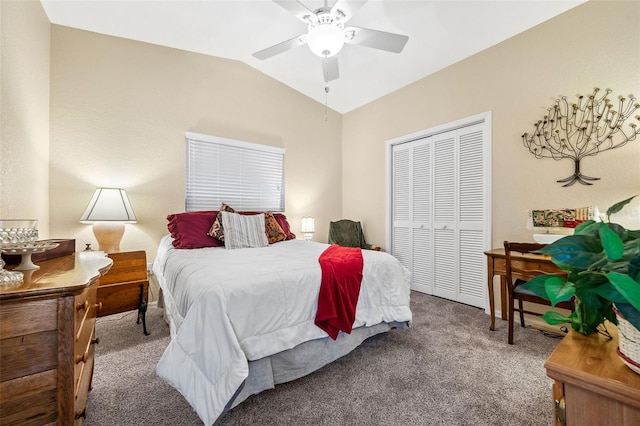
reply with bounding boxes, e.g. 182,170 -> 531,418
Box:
80,188 -> 137,252
301,216 -> 315,242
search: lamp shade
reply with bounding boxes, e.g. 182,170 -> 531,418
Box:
301,216 -> 315,242
301,216 -> 315,233
80,188 -> 137,223
80,188 -> 136,252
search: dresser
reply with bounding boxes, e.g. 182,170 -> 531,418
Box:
0,253 -> 112,425
545,325 -> 640,425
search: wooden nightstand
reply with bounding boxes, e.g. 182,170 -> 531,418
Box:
97,250 -> 150,335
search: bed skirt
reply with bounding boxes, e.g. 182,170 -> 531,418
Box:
227,320 -> 409,411
158,288 -> 407,415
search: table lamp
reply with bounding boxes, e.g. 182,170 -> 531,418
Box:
301,216 -> 315,242
80,188 -> 137,252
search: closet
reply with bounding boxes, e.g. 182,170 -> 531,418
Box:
387,114 -> 491,309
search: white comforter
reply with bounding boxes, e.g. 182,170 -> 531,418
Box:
153,236 -> 412,425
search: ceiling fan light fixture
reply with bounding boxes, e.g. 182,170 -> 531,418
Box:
307,23 -> 345,58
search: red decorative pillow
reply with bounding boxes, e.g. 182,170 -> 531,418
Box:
167,211 -> 223,249
273,213 -> 296,240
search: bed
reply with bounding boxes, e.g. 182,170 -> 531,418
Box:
152,212 -> 412,425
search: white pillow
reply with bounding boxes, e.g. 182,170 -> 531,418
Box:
220,211 -> 268,250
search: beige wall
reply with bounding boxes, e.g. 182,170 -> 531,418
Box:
342,0 -> 640,250
0,0 -> 50,236
2,1 -> 638,278
49,26 -> 343,261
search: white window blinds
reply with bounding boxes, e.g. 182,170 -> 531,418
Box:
185,132 -> 285,212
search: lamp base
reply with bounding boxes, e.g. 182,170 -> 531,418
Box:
93,222 -> 125,253
303,233 -> 314,242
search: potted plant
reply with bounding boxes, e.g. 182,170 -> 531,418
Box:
523,195 -> 640,372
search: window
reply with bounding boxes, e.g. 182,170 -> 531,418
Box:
185,132 -> 285,212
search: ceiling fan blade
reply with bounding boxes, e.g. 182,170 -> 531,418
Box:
344,26 -> 409,53
253,34 -> 307,60
331,0 -> 367,23
273,0 -> 316,24
322,57 -> 339,82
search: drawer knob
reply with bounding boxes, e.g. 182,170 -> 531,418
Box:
76,300 -> 90,311
555,397 -> 566,425
75,352 -> 89,364
94,302 -> 103,312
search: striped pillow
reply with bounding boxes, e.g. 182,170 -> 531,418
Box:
220,211 -> 268,250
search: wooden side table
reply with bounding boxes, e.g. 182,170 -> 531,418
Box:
545,325 -> 640,425
97,250 -> 150,335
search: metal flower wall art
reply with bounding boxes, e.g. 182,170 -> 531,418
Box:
522,88 -> 639,187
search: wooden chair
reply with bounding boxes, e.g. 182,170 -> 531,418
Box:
503,241 -> 574,344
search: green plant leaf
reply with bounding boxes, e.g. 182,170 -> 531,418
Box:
571,293 -> 610,335
542,311 -> 571,325
521,275 -> 551,300
603,304 -> 618,325
574,220 -> 598,236
615,302 -> 640,330
605,272 -> 640,312
607,223 -> 629,241
606,195 -> 638,220
539,235 -> 603,270
599,223 -> 625,261
630,254 -> 640,282
545,277 -> 575,306
591,282 -> 627,302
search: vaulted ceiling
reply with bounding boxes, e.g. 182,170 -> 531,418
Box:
40,0 -> 585,113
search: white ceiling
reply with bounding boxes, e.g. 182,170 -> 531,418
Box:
40,0 -> 585,114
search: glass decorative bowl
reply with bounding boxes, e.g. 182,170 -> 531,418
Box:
0,220 -> 39,247
0,220 -> 38,283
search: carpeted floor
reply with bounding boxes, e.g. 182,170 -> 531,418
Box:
85,291 -> 560,425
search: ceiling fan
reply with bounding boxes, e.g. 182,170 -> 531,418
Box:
253,0 -> 409,83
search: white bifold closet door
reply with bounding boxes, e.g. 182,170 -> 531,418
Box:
391,122 -> 488,309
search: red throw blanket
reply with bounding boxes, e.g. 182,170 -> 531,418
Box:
315,244 -> 364,340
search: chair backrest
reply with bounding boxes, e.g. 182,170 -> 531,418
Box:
503,241 -> 548,285
328,219 -> 371,249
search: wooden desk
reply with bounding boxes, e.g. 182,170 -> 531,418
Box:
545,326 -> 640,425
484,248 -> 561,330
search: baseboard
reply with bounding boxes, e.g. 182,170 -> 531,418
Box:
525,316 -> 568,336
491,308 -> 568,336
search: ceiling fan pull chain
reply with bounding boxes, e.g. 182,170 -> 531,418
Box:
324,85 -> 330,121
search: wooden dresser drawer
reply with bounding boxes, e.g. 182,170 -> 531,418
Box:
493,257 -> 561,275
73,284 -> 98,421
97,280 -> 148,316
74,283 -> 98,328
74,339 -> 95,424
0,299 -> 57,340
0,299 -> 58,382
